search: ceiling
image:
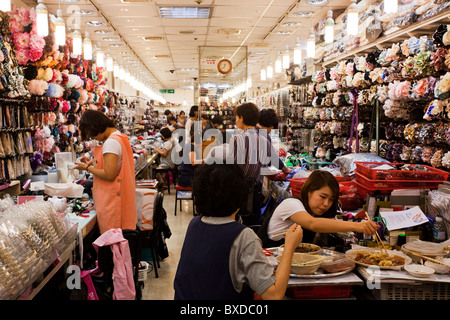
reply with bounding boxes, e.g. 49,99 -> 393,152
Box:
15,0 -> 352,96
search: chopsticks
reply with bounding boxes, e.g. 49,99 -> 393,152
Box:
365,212 -> 388,254
402,248 -> 450,268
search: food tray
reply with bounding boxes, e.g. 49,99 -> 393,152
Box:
354,162 -> 450,181
355,172 -> 442,190
345,248 -> 412,270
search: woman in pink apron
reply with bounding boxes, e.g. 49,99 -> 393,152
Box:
75,110 -> 137,234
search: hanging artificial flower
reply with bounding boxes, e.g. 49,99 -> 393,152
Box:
8,6 -> 45,65
13,32 -> 30,50
28,79 -> 49,96
48,112 -> 57,125
45,83 -> 64,98
61,100 -> 70,113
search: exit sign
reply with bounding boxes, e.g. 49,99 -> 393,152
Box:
160,89 -> 175,94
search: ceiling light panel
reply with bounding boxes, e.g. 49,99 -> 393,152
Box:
158,6 -> 212,19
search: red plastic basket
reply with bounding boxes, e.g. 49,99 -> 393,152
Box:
355,181 -> 391,197
354,162 -> 450,181
286,285 -> 352,299
339,196 -> 364,210
338,181 -> 358,195
355,172 -> 442,190
289,178 -> 308,190
291,187 -> 301,198
289,176 -> 352,190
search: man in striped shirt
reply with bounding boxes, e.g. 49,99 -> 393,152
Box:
224,103 -> 279,182
207,103 -> 280,225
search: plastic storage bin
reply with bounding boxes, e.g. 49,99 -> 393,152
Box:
355,181 -> 392,197
289,176 -> 352,190
286,285 -> 352,299
373,282 -> 450,300
354,162 -> 450,181
339,196 -> 364,210
355,172 -> 442,190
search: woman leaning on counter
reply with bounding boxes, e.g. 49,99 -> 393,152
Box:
74,110 -> 137,234
258,170 -> 379,248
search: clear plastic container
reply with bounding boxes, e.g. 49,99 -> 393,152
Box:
321,257 -> 355,274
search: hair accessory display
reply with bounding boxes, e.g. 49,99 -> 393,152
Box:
442,151 -> 450,169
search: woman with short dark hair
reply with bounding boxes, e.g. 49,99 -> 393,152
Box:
174,163 -> 303,300
75,110 -> 137,234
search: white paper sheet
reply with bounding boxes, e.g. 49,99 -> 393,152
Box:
379,206 -> 429,231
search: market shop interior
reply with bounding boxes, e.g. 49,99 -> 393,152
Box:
0,0 -> 449,304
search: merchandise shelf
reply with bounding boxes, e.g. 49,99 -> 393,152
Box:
321,10 -> 450,68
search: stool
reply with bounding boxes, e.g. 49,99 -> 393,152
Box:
154,166 -> 177,194
174,185 -> 195,216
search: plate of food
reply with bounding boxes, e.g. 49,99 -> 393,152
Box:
345,248 -> 412,270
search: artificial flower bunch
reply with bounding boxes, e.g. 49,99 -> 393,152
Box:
8,6 -> 46,66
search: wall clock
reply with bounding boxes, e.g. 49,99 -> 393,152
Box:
217,59 -> 232,74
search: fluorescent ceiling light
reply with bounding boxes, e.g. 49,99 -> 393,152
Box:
307,0 -> 327,4
282,22 -> 301,27
87,21 -> 103,27
158,6 -> 212,19
293,11 -> 314,17
95,30 -> 112,34
79,9 -> 94,15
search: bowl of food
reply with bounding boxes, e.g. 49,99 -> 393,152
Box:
277,253 -> 323,275
278,243 -> 321,256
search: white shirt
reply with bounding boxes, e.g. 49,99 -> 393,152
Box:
205,143 -> 229,164
102,131 -> 122,173
267,198 -> 306,241
160,138 -> 175,168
